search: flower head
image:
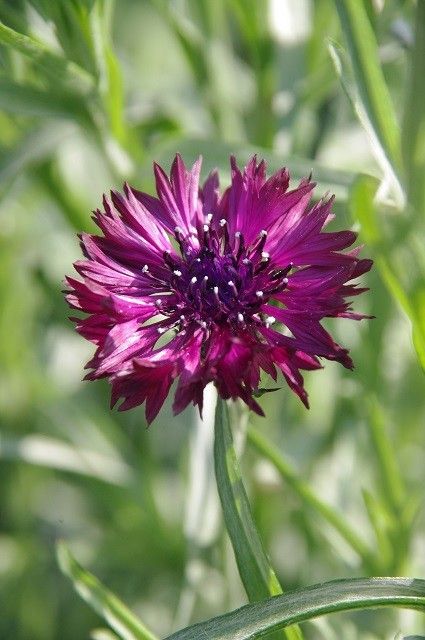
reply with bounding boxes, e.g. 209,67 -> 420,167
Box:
66,154 -> 372,423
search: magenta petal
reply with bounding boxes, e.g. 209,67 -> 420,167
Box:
65,153 -> 372,422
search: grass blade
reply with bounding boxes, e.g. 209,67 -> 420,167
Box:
214,398 -> 303,640
165,577 -> 425,640
56,542 -> 159,640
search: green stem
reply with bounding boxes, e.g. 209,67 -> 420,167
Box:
247,426 -> 376,570
214,398 -> 304,640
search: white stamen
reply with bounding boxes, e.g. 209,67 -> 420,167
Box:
204,275 -> 209,281
242,258 -> 250,265
142,264 -> 149,273
157,326 -> 167,334
203,224 -> 209,232
237,313 -> 244,323
190,225 -> 197,234
282,277 -> 289,284
260,229 -> 268,237
219,218 -> 227,227
256,290 -> 264,298
180,315 -> 185,321
200,321 -> 207,329
174,226 -> 183,235
191,276 -> 197,284
253,313 -> 261,321
261,251 -> 270,260
206,213 -> 213,223
235,231 -> 242,238
213,286 -> 219,296
155,299 -> 162,307
265,316 -> 276,327
228,280 -> 234,287
196,258 -> 201,262
173,270 -> 182,277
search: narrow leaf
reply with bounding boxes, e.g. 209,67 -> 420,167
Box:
56,542 -> 159,640
402,0 -> 425,213
333,0 -> 401,171
328,41 -> 404,207
214,398 -> 302,640
165,577 -> 425,640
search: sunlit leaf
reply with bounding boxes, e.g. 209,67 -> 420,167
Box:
333,0 -> 401,172
328,41 -> 404,207
165,577 -> 425,640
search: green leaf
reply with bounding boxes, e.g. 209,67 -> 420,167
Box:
402,0 -> 425,213
0,20 -> 94,95
328,41 -> 404,207
165,577 -> 425,640
333,0 -> 401,172
56,542 -> 159,640
87,0 -> 130,148
213,398 -> 303,640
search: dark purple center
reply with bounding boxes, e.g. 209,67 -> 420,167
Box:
157,221 -> 291,333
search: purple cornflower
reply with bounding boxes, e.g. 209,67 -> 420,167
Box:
66,155 -> 372,423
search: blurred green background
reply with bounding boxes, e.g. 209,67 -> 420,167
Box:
0,1 -> 424,638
